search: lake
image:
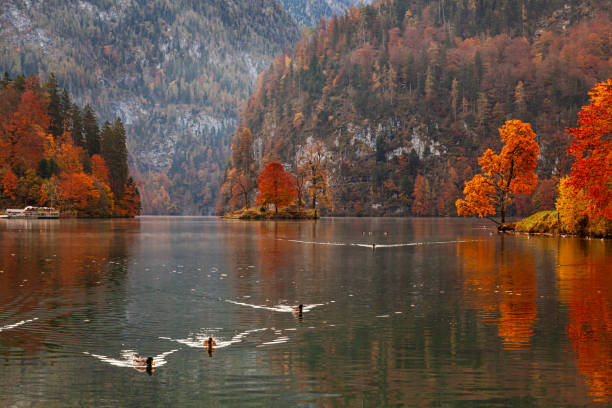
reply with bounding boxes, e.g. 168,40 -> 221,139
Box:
0,217 -> 610,407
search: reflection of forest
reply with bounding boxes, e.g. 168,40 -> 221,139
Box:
458,239 -> 537,350
0,219 -> 135,354
558,239 -> 612,403
224,221 -> 337,304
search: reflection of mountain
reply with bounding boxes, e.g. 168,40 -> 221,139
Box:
457,239 -> 537,350
558,239 -> 612,403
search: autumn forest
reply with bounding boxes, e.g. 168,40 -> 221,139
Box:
218,0 -> 611,233
0,74 -> 140,217
1,0 -> 610,230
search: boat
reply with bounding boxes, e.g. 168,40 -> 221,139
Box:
3,206 -> 60,219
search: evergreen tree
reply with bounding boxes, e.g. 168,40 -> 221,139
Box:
60,89 -> 71,131
68,104 -> 84,148
102,118 -> 129,198
45,73 -> 63,137
83,104 -> 101,156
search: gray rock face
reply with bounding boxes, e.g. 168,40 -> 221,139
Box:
280,0 -> 373,26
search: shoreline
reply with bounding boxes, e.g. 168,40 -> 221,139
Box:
502,210 -> 611,239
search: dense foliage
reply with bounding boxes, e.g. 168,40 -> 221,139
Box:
0,74 -> 139,217
550,80 -> 612,236
0,0 -> 301,214
221,0 -> 611,216
566,80 -> 612,220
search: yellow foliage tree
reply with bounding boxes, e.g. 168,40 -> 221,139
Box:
556,177 -> 587,235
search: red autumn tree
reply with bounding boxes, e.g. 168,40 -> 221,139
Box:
567,80 -> 612,220
7,77 -> 49,172
256,161 -> 296,213
1,168 -> 18,200
456,120 -> 540,225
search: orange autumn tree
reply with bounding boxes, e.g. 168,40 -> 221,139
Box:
256,161 -> 296,213
566,79 -> 612,220
456,120 -> 539,225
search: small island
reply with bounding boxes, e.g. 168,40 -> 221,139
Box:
219,136 -> 331,220
223,205 -> 318,220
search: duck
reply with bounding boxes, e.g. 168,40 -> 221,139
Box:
133,356 -> 154,368
292,304 -> 304,313
203,337 -> 217,349
372,243 -> 376,250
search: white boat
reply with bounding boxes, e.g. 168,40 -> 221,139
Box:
4,206 -> 60,219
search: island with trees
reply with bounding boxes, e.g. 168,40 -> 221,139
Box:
220,129 -> 331,219
0,73 -> 140,218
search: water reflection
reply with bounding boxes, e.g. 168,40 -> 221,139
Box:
0,219 -> 136,356
1,217 -> 611,406
458,238 -> 537,350
558,239 -> 612,403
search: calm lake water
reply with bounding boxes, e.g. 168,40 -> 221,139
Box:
0,217 -> 610,407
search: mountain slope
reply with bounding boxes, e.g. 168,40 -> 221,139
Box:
0,0 -> 300,214
218,0 -> 612,216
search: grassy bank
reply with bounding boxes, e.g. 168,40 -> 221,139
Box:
508,210 -> 611,238
223,206 -> 318,220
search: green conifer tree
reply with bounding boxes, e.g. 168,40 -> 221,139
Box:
83,104 -> 101,156
45,73 -> 63,137
68,104 -> 84,147
101,118 -> 129,198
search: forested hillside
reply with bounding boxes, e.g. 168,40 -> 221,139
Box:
0,0 -> 300,214
0,73 -> 139,217
218,0 -> 612,216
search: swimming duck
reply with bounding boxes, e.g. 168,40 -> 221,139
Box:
203,337 -> 217,349
133,356 -> 154,367
292,304 -> 304,313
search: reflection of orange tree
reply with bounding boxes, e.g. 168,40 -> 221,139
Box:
224,222 -> 300,302
457,239 -> 537,350
558,239 -> 612,403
